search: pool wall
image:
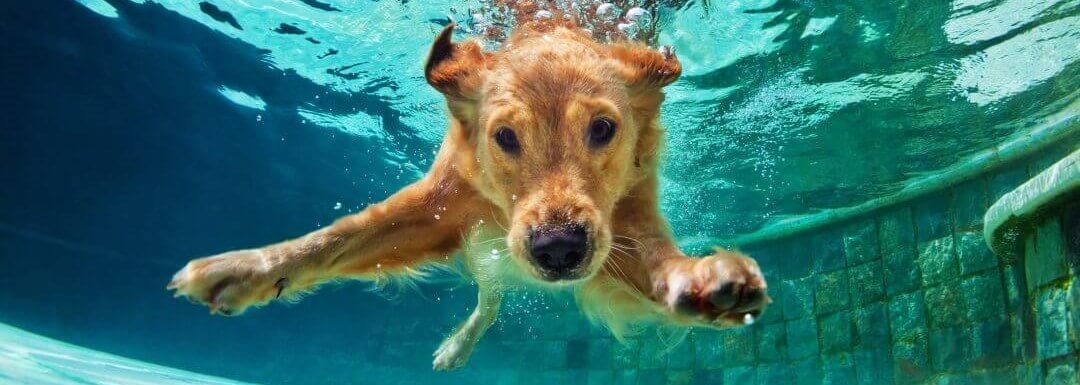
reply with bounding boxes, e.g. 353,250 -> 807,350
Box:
392,124 -> 1079,385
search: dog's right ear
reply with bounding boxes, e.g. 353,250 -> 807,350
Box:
425,23 -> 488,101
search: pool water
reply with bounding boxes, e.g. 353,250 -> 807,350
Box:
1,0 -> 1077,384
0,323 -> 249,385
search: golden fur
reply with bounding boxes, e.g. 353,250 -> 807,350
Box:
168,19 -> 769,370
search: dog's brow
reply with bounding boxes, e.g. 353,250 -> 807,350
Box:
512,66 -> 601,122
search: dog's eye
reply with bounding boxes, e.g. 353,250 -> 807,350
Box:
494,127 -> 521,154
588,118 -> 617,148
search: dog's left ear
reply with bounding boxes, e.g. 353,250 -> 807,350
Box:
609,44 -> 682,93
425,23 -> 488,102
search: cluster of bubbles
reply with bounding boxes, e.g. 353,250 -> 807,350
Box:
450,0 -> 658,47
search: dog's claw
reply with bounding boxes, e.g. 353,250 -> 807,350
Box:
659,45 -> 675,60
166,249 -> 280,316
275,278 -> 290,299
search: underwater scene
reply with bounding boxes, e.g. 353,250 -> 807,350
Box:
1,0 -> 1078,384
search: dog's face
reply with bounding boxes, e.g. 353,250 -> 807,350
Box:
426,24 -> 680,283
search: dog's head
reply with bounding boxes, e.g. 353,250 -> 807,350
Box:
425,23 -> 680,283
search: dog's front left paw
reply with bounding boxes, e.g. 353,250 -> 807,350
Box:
432,333 -> 476,371
653,251 -> 770,327
167,249 -> 287,316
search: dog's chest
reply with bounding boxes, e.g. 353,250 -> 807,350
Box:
460,225 -> 535,288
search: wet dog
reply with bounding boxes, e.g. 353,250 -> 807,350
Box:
168,16 -> 769,370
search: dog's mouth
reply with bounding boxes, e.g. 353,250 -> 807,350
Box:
532,253 -> 592,282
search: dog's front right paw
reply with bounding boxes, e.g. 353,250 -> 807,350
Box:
167,249 -> 287,316
652,251 -> 770,328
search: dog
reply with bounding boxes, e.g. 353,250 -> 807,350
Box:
167,15 -> 770,371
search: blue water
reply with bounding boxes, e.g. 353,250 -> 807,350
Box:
1,0 -> 1077,384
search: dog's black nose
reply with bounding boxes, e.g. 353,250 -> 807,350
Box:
529,225 -> 589,277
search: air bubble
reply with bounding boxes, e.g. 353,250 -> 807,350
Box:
596,3 -> 617,21
625,7 -> 649,23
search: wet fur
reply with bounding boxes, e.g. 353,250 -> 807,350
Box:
168,19 -> 769,371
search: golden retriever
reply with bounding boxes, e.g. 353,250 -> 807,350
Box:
167,14 -> 769,371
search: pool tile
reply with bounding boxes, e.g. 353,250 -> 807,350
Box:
924,282 -> 965,328
969,318 -> 1013,367
756,321 -> 787,363
666,370 -> 694,385
613,338 -> 640,369
843,219 -> 879,265
585,339 -> 613,370
1044,356 -> 1078,385
782,277 -> 815,321
918,236 -> 959,286
957,231 -> 997,276
756,363 -> 791,385
722,366 -> 756,385
853,302 -> 890,348
848,260 -> 885,307
693,370 -> 722,385
813,229 -> 848,273
636,369 -> 665,385
819,310 -> 853,353
914,196 -> 953,242
961,271 -> 1005,322
786,318 -> 820,360
881,208 -> 921,295
822,352 -> 855,385
638,335 -> 667,370
929,326 -> 970,372
815,270 -> 850,315
665,336 -> 695,370
1036,288 -> 1072,359
891,333 -> 929,383
783,239 -> 814,280
853,347 -> 892,385
695,328 -> 754,368
615,369 -> 638,385
1025,219 -> 1066,290
790,358 -> 822,385
889,291 -> 928,339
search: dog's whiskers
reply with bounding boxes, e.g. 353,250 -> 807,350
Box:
603,247 -> 635,283
487,208 -> 511,233
475,236 -> 508,246
612,235 -> 645,250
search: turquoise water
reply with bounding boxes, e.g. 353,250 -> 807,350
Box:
0,0 -> 1077,384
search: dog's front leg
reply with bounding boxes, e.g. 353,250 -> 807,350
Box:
606,239 -> 770,328
605,183 -> 770,328
167,172 -> 481,316
433,283 -> 501,370
433,227 -> 505,370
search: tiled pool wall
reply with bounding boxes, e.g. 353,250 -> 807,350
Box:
727,162 -> 1078,385
409,141 -> 1079,385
